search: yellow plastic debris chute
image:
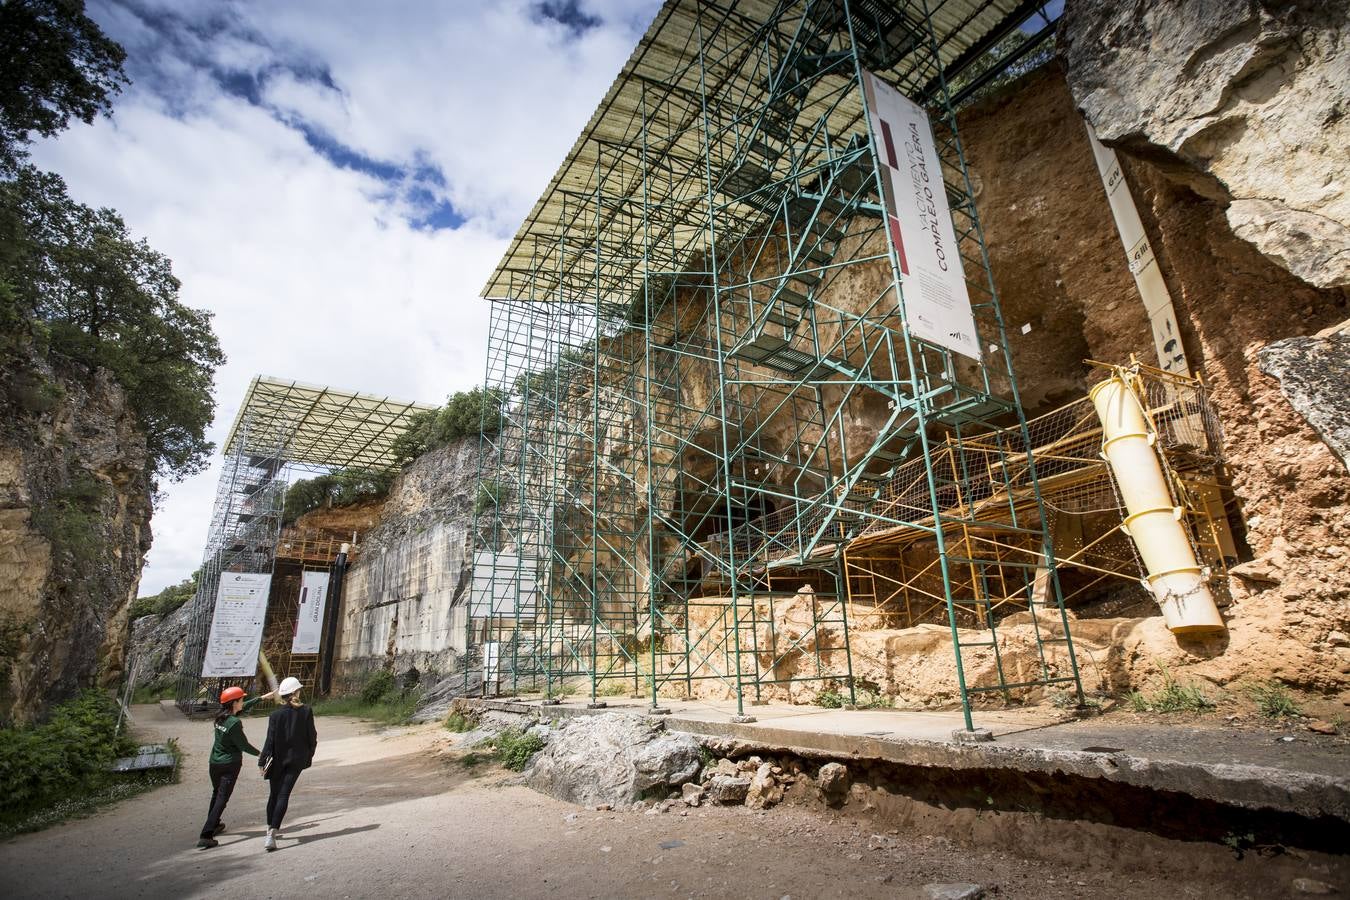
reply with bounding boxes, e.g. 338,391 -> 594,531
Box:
257,650 -> 280,697
1090,375 -> 1225,634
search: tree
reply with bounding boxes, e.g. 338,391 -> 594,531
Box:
0,166 -> 225,481
389,387 -> 504,466
0,0 -> 127,170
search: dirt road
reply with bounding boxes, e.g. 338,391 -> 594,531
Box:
0,704 -> 1329,898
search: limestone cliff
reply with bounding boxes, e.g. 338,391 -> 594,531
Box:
0,356 -> 153,724
334,436 -> 483,679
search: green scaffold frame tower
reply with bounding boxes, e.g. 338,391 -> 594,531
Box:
471,0 -> 1082,730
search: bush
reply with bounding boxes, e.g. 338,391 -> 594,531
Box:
815,690 -> 845,709
444,712 -> 473,733
360,670 -> 395,705
482,727 -> 545,772
0,691 -> 137,828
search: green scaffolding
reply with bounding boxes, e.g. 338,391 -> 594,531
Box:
470,0 -> 1081,729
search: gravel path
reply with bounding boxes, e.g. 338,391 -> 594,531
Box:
0,703 -> 1335,899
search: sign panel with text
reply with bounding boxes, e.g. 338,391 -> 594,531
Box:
863,71 -> 981,360
201,572 -> 272,677
290,570 -> 330,654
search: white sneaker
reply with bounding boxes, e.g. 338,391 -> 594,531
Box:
263,828 -> 276,852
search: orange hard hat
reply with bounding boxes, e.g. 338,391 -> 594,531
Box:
219,686 -> 246,704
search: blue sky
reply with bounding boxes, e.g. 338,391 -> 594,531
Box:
34,0 -> 660,594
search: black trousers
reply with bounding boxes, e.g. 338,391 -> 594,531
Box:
200,761 -> 241,839
265,768 -> 303,829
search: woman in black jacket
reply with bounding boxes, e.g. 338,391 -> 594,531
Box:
259,676 -> 318,852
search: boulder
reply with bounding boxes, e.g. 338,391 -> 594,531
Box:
817,762 -> 850,806
681,782 -> 705,807
705,774 -> 751,805
525,713 -> 702,807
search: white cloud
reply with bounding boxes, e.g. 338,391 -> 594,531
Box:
32,0 -> 658,593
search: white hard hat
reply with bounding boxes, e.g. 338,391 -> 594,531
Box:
278,676 -> 303,696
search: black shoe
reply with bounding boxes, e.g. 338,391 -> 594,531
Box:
212,822 -> 226,836
197,837 -> 219,850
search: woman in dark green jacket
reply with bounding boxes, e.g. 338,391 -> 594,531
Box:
197,685 -> 274,849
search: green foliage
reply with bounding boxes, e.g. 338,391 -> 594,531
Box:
282,467 -> 394,524
1248,680 -> 1301,719
389,387 -> 505,466
0,166 -> 224,482
474,478 -> 502,515
128,572 -> 197,620
815,689 -> 846,709
29,471 -> 104,565
444,711 -> 473,733
360,669 -> 396,705
477,726 -> 545,772
0,691 -> 137,829
0,0 -> 128,171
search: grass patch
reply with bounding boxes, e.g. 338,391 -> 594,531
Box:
312,670 -> 422,725
595,679 -> 629,697
130,675 -> 177,705
1248,680 -> 1301,719
0,692 -> 178,837
1126,674 -> 1215,714
474,727 -> 546,771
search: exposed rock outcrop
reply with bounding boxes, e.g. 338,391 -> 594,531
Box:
335,436 -> 483,681
1258,325 -> 1350,470
0,360 -> 152,723
1059,0 -> 1350,288
525,712 -> 702,807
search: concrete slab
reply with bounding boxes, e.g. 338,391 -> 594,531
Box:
471,696 -> 1350,823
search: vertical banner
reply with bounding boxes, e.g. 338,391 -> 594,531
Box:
1084,122 -> 1190,376
862,71 -> 981,361
201,572 -> 272,677
290,570 -> 330,654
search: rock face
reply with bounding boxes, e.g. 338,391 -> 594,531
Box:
1258,328 -> 1350,470
1059,0 -> 1350,288
335,436 -> 483,682
525,713 -> 702,807
0,361 -> 152,723
127,601 -> 193,695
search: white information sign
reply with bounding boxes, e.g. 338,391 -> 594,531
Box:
290,570 -> 330,654
863,71 -> 981,360
201,572 -> 272,677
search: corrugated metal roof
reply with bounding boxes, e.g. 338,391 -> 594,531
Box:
483,0 -> 1032,305
223,376 -> 437,471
